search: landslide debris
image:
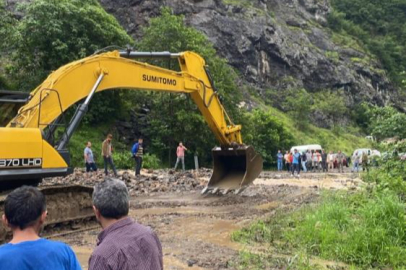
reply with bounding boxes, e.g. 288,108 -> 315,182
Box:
41,168 -> 210,195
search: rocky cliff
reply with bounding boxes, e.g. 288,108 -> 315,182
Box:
99,0 -> 397,111
5,0 -> 400,119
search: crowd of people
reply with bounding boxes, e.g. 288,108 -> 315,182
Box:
0,179 -> 163,270
84,134 -> 188,177
276,149 -> 370,177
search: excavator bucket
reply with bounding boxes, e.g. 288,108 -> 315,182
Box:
202,146 -> 263,194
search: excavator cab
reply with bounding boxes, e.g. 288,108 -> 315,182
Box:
0,90 -> 29,127
202,146 -> 263,194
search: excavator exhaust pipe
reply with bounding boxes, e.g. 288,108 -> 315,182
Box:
202,146 -> 263,195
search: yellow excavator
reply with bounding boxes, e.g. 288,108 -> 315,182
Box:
0,50 -> 262,240
1,49 -> 262,193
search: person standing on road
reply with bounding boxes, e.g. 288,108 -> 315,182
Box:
84,141 -> 97,176
89,179 -> 163,270
0,186 -> 82,270
289,152 -> 294,173
336,150 -> 344,173
276,150 -> 283,171
102,134 -> 118,177
352,152 -> 360,172
312,151 -> 319,172
362,152 -> 369,172
132,138 -> 144,176
306,150 -> 312,172
292,149 -> 301,177
301,151 -> 307,172
284,151 -> 291,172
328,151 -> 334,170
174,142 -> 188,171
321,150 -> 328,172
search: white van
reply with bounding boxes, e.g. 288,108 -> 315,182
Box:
352,148 -> 381,157
290,144 -> 322,153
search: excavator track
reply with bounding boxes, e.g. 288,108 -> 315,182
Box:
0,185 -> 95,243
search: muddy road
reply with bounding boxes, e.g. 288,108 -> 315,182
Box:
49,170 -> 361,269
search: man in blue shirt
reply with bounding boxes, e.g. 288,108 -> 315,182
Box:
131,137 -> 144,176
84,141 -> 97,176
292,149 -> 301,178
276,150 -> 283,171
0,186 -> 82,270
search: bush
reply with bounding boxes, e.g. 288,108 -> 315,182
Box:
112,152 -> 133,170
142,153 -> 161,169
243,109 -> 294,167
283,89 -> 312,130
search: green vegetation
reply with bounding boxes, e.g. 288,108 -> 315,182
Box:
267,105 -> 369,154
353,104 -> 406,141
9,0 -> 133,90
0,1 -> 374,171
2,0 -> 134,124
329,0 -> 406,86
324,51 -> 340,63
313,90 -> 347,127
0,1 -> 15,52
243,110 -> 293,167
222,0 -> 253,8
284,89 -> 312,130
69,126 -> 161,169
126,7 -> 243,167
233,141 -> 406,269
233,191 -> 406,269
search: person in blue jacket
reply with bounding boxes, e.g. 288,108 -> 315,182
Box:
131,137 -> 144,176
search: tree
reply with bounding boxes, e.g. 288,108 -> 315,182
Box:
138,7 -> 242,117
312,90 -> 347,127
243,109 -> 293,167
0,0 -> 16,52
0,0 -> 17,89
366,106 -> 406,140
7,0 -> 134,123
10,0 -> 133,90
329,0 -> 406,85
284,88 -> 312,130
133,7 -> 244,166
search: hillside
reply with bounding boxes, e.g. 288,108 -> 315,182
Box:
99,0 -> 399,113
4,0 -> 402,168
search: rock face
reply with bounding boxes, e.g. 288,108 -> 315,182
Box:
5,0 -> 399,117
99,0 -> 397,111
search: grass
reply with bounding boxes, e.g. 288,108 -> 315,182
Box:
231,250 -> 324,270
232,189 -> 406,269
331,31 -> 366,53
222,0 -> 254,8
325,51 -> 340,63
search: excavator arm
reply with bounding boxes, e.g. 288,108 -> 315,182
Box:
1,50 -> 262,193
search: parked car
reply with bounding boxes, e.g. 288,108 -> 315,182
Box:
352,148 -> 381,158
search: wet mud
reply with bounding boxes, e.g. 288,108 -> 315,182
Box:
50,170 -> 361,269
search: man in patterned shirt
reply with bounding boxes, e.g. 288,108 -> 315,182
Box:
89,179 -> 163,270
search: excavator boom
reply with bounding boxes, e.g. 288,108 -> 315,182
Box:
1,50 -> 263,193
